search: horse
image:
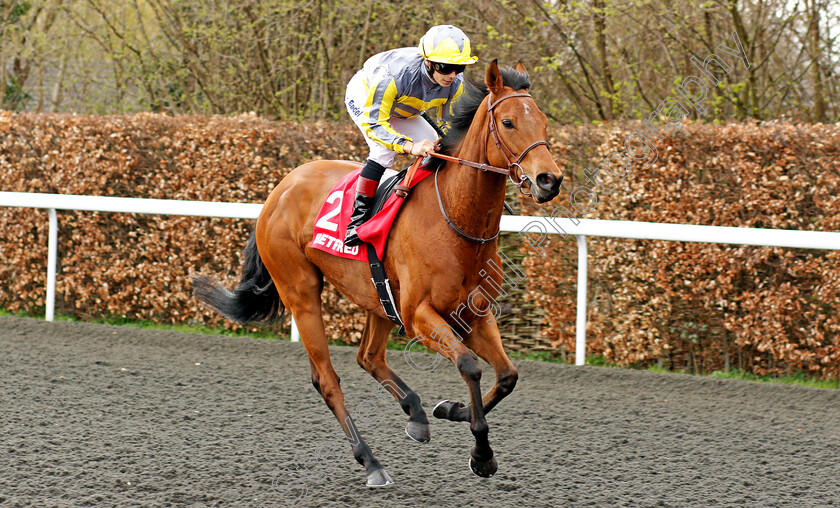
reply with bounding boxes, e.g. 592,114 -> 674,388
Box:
192,60 -> 564,487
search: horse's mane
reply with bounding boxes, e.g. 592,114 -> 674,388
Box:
432,66 -> 531,169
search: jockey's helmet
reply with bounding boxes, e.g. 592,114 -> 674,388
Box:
418,25 -> 478,65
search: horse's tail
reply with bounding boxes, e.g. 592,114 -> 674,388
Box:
192,230 -> 284,324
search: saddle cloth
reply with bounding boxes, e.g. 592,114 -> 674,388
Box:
309,165 -> 433,261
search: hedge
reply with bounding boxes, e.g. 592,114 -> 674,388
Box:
522,120 -> 840,379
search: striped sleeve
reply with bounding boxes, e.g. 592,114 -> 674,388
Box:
361,74 -> 411,153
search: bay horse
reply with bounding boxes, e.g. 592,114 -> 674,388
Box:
193,60 -> 564,487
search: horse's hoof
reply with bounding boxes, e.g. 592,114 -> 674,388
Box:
405,421 -> 430,443
468,456 -> 498,478
433,400 -> 469,422
366,468 -> 394,487
432,400 -> 452,420
433,399 -> 451,419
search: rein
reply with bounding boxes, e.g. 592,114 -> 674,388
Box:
434,168 -> 499,245
423,91 -> 550,244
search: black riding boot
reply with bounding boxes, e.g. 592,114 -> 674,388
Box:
344,159 -> 386,247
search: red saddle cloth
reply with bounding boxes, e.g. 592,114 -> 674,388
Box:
309,166 -> 433,261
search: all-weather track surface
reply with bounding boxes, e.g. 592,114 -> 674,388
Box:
1,317 -> 839,507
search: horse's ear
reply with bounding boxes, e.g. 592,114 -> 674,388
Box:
486,59 -> 504,95
514,60 -> 529,92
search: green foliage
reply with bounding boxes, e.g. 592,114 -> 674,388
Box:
585,355 -> 608,367
0,307 -> 290,340
5,0 -> 31,23
645,364 -> 671,374
507,349 -> 567,363
2,79 -> 30,111
708,369 -> 840,390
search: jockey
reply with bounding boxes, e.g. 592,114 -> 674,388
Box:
343,24 -> 478,247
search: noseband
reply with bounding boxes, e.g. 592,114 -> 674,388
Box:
426,91 -> 552,244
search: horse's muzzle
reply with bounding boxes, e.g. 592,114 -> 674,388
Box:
533,172 -> 563,202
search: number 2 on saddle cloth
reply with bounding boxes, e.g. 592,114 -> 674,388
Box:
309,158 -> 433,333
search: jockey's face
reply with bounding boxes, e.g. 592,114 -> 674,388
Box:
425,60 -> 458,87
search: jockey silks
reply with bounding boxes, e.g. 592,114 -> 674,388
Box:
345,47 -> 465,155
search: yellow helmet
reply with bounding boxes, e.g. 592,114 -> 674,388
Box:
418,25 -> 478,65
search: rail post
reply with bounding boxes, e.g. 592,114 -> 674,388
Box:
46,208 -> 58,322
291,318 -> 300,342
575,235 -> 587,366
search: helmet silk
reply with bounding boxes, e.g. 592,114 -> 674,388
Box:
418,25 -> 478,65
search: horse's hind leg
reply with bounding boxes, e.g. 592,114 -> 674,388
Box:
264,251 -> 393,487
356,313 -> 430,443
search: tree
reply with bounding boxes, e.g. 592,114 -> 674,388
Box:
3,0 -> 837,122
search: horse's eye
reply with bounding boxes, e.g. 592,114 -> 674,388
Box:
501,119 -> 514,129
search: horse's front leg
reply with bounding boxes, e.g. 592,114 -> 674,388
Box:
433,319 -> 518,423
409,303 -> 497,477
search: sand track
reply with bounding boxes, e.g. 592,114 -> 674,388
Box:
1,316 -> 838,507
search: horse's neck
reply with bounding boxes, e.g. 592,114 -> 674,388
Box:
437,104 -> 507,241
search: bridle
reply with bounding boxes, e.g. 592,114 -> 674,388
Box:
426,91 -> 551,244
428,92 -> 549,194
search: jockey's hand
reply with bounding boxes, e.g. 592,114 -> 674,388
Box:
405,139 -> 439,157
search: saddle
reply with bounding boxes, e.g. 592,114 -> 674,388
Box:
309,159 -> 433,334
371,169 -> 409,216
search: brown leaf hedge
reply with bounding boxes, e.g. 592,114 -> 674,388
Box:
522,120 -> 840,379
1,111 -> 838,379
0,111 -> 367,342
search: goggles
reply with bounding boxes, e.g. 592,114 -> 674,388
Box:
431,61 -> 466,75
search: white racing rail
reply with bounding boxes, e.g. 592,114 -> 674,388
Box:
3,191 -> 840,365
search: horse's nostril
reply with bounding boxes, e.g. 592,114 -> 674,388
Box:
536,172 -> 560,191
